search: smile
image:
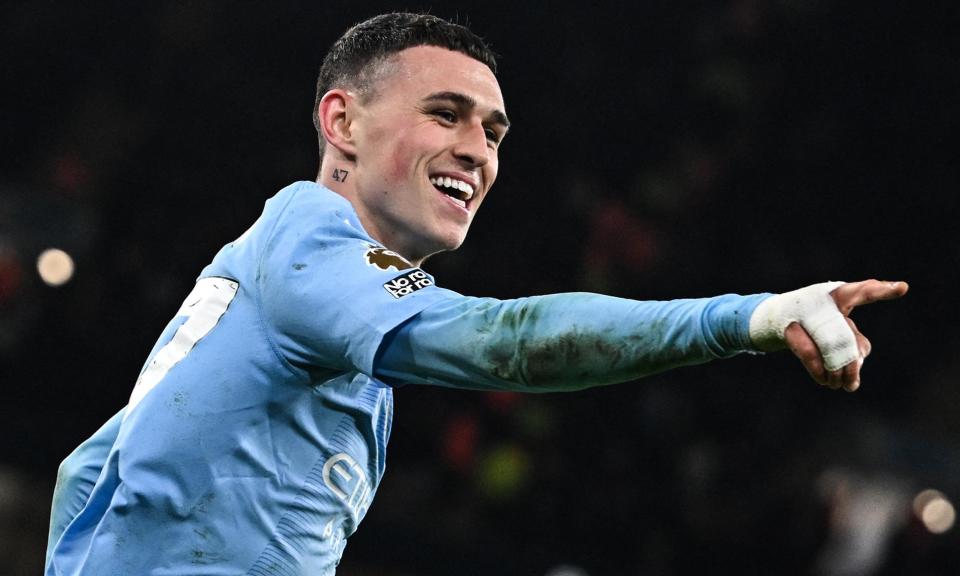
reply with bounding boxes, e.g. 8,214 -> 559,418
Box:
430,175 -> 475,209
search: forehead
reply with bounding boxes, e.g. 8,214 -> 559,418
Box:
375,45 -> 505,111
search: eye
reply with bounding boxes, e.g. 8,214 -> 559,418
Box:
484,128 -> 500,144
433,109 -> 457,123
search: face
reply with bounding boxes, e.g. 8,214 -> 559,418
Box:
347,46 -> 508,264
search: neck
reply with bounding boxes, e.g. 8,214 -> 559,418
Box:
316,159 -> 430,267
317,157 -> 356,198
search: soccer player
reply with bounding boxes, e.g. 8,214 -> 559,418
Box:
45,12 -> 907,575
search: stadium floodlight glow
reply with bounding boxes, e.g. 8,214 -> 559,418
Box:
37,248 -> 75,287
912,489 -> 956,534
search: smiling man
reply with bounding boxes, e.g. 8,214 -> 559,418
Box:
318,45 -> 508,264
45,13 -> 907,575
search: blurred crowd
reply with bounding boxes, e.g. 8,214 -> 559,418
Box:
2,1 -> 958,574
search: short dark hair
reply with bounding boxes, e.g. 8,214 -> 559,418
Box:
313,12 -> 498,154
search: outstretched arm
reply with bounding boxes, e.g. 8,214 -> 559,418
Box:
376,291 -> 769,392
376,280 -> 907,392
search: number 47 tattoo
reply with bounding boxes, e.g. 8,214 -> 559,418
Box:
332,168 -> 349,182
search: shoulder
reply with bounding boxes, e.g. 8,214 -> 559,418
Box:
267,181 -> 371,244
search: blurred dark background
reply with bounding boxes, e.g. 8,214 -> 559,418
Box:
2,1 -> 959,574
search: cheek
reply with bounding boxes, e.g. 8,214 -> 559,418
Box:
486,158 -> 499,184
388,148 -> 410,184
385,128 -> 422,183
482,160 -> 499,194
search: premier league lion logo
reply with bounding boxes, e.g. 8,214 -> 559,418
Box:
364,246 -> 413,271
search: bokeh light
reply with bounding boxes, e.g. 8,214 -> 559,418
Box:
0,244 -> 23,302
545,565 -> 590,576
36,248 -> 75,287
913,489 -> 956,534
478,444 -> 530,500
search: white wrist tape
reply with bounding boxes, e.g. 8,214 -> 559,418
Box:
749,281 -> 859,371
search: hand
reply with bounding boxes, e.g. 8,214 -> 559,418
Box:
784,280 -> 909,391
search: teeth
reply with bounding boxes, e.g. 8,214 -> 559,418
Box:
430,176 -> 475,200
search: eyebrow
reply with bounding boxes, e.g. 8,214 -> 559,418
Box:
422,91 -> 511,131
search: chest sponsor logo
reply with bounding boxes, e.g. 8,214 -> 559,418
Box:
383,269 -> 433,299
365,247 -> 412,271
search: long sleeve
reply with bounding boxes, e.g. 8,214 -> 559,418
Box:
375,291 -> 771,392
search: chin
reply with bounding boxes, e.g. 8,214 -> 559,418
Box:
422,233 -> 468,261
444,231 -> 470,251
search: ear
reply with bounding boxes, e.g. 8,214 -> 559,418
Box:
317,89 -> 357,160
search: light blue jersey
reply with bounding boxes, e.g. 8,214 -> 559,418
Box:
47,182 -> 770,575
47,182 -> 452,575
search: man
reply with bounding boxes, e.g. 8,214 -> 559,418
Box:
45,13 -> 907,575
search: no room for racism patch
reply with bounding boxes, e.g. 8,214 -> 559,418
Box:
383,269 -> 433,299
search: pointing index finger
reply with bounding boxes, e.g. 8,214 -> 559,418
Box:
832,280 -> 909,315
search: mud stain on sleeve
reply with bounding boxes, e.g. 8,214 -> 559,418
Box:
484,305 -> 677,390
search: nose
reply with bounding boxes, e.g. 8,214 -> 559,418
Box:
452,120 -> 490,168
